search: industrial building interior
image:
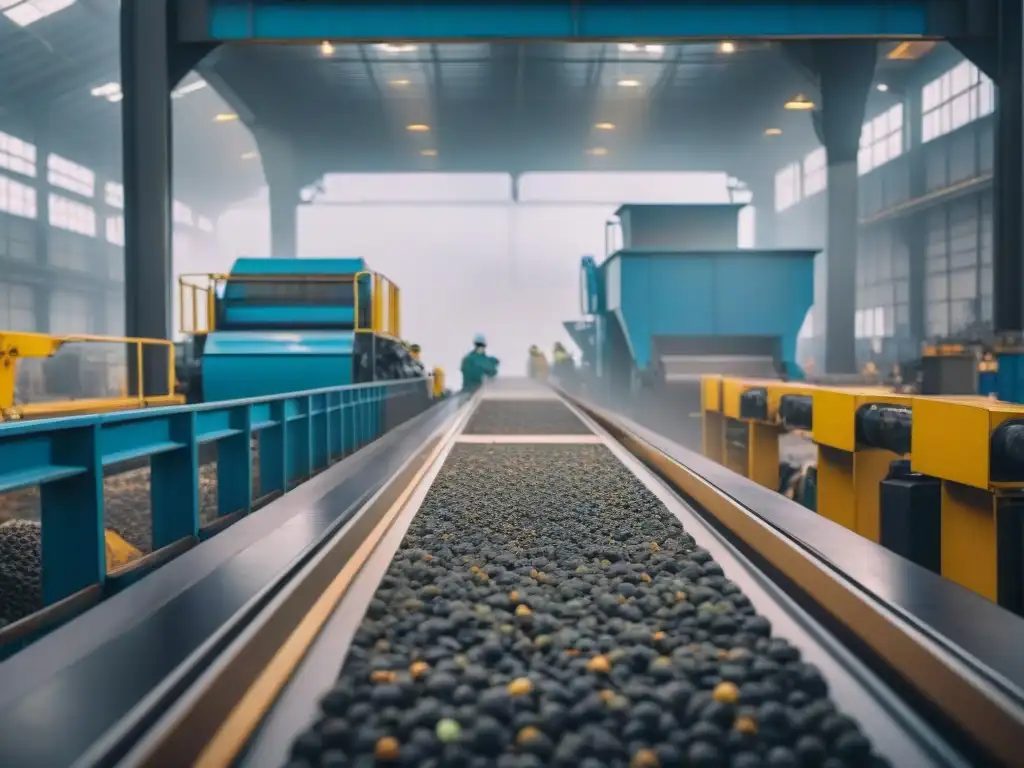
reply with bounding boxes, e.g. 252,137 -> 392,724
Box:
0,3 -> 1022,767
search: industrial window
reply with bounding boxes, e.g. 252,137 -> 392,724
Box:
0,130 -> 36,178
0,173 -> 37,219
0,0 -> 75,27
105,214 -> 124,246
921,60 -> 995,143
47,154 -> 95,198
802,147 -> 827,197
854,307 -> 891,339
173,200 -> 194,226
49,290 -> 92,335
49,193 -> 97,237
197,215 -> 214,233
858,104 -> 903,175
774,162 -> 801,212
0,283 -> 36,332
104,181 -> 124,209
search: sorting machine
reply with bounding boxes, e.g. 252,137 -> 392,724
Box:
177,257 -> 427,403
572,202 -> 818,447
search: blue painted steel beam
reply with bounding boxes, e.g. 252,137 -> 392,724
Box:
0,379 -> 430,605
193,0 -> 964,43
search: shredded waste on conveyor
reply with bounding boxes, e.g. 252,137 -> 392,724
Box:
462,401 -> 592,435
287,443 -> 883,767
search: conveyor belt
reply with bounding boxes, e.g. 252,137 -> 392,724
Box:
3,382 -> 1024,767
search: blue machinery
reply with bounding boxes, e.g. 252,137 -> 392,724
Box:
178,257 -> 414,403
573,204 -> 817,411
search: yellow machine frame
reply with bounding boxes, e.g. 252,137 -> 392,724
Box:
912,397 -> 1024,608
178,270 -> 401,340
0,332 -> 182,422
702,375 -> 817,490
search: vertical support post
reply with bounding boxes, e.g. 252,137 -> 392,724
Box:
216,405 -> 253,517
40,425 -> 104,604
994,0 -> 1024,335
311,392 -> 329,471
328,390 -> 344,460
810,42 -> 876,374
151,412 -> 199,549
259,399 -> 287,497
33,112 -> 51,334
121,0 -> 172,394
255,127 -> 300,258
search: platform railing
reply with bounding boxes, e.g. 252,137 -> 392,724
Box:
1,332 -> 182,422
0,377 -> 434,608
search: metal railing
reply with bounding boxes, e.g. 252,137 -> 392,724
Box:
179,271 -> 401,338
0,377 -> 434,606
1,332 -> 181,422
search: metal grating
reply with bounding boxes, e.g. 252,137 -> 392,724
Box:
463,400 -> 593,435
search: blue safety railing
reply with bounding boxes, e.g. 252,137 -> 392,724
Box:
0,378 -> 433,606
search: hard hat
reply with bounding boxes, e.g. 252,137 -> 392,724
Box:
473,334 -> 487,346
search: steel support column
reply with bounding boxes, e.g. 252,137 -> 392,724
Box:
993,0 -> 1024,334
805,42 -> 876,374
255,127 -> 300,258
121,0 -> 172,395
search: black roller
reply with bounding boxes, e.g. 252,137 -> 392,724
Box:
738,387 -> 768,421
991,420 -> 1024,482
779,394 -> 813,432
854,404 -> 912,456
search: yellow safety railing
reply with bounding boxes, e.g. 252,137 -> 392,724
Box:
0,331 -> 182,421
183,271 -> 401,339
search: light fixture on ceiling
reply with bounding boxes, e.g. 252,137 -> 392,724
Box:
618,43 -> 664,54
378,43 -> 418,54
172,78 -> 207,99
595,122 -> 616,130
90,82 -> 123,103
320,40 -> 335,56
783,94 -> 815,111
586,147 -> 609,156
764,128 -> 782,136
617,79 -> 642,88
389,78 -> 411,88
420,149 -> 438,157
886,41 -> 935,61
240,151 -> 258,160
406,123 -> 430,132
718,41 -> 736,54
214,113 -> 239,123
876,83 -> 890,92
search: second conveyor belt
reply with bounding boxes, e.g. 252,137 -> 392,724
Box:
131,383 -> 961,767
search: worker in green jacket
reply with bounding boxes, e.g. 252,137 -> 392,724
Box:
461,333 -> 499,391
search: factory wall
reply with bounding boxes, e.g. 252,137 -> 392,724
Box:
775,53 -> 994,373
0,121 -> 218,342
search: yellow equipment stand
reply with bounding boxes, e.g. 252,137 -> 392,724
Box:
711,377 -> 818,490
812,388 -> 914,543
911,397 -> 1024,612
431,367 -> 446,399
0,332 -> 183,421
701,375 -> 725,464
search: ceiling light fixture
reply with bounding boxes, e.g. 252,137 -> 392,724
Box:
378,43 -> 418,54
172,79 -> 207,99
586,147 -> 609,156
240,151 -> 258,160
764,128 -> 782,136
420,149 -> 438,157
214,113 -> 239,122
389,78 -> 411,87
595,122 -> 616,130
320,40 -> 335,56
617,79 -> 642,88
406,123 -> 430,132
718,41 -> 736,54
618,43 -> 664,54
783,93 -> 815,111
876,83 -> 890,92
90,82 -> 123,102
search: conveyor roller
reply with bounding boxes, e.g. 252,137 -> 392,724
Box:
855,403 -> 912,456
779,394 -> 813,431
